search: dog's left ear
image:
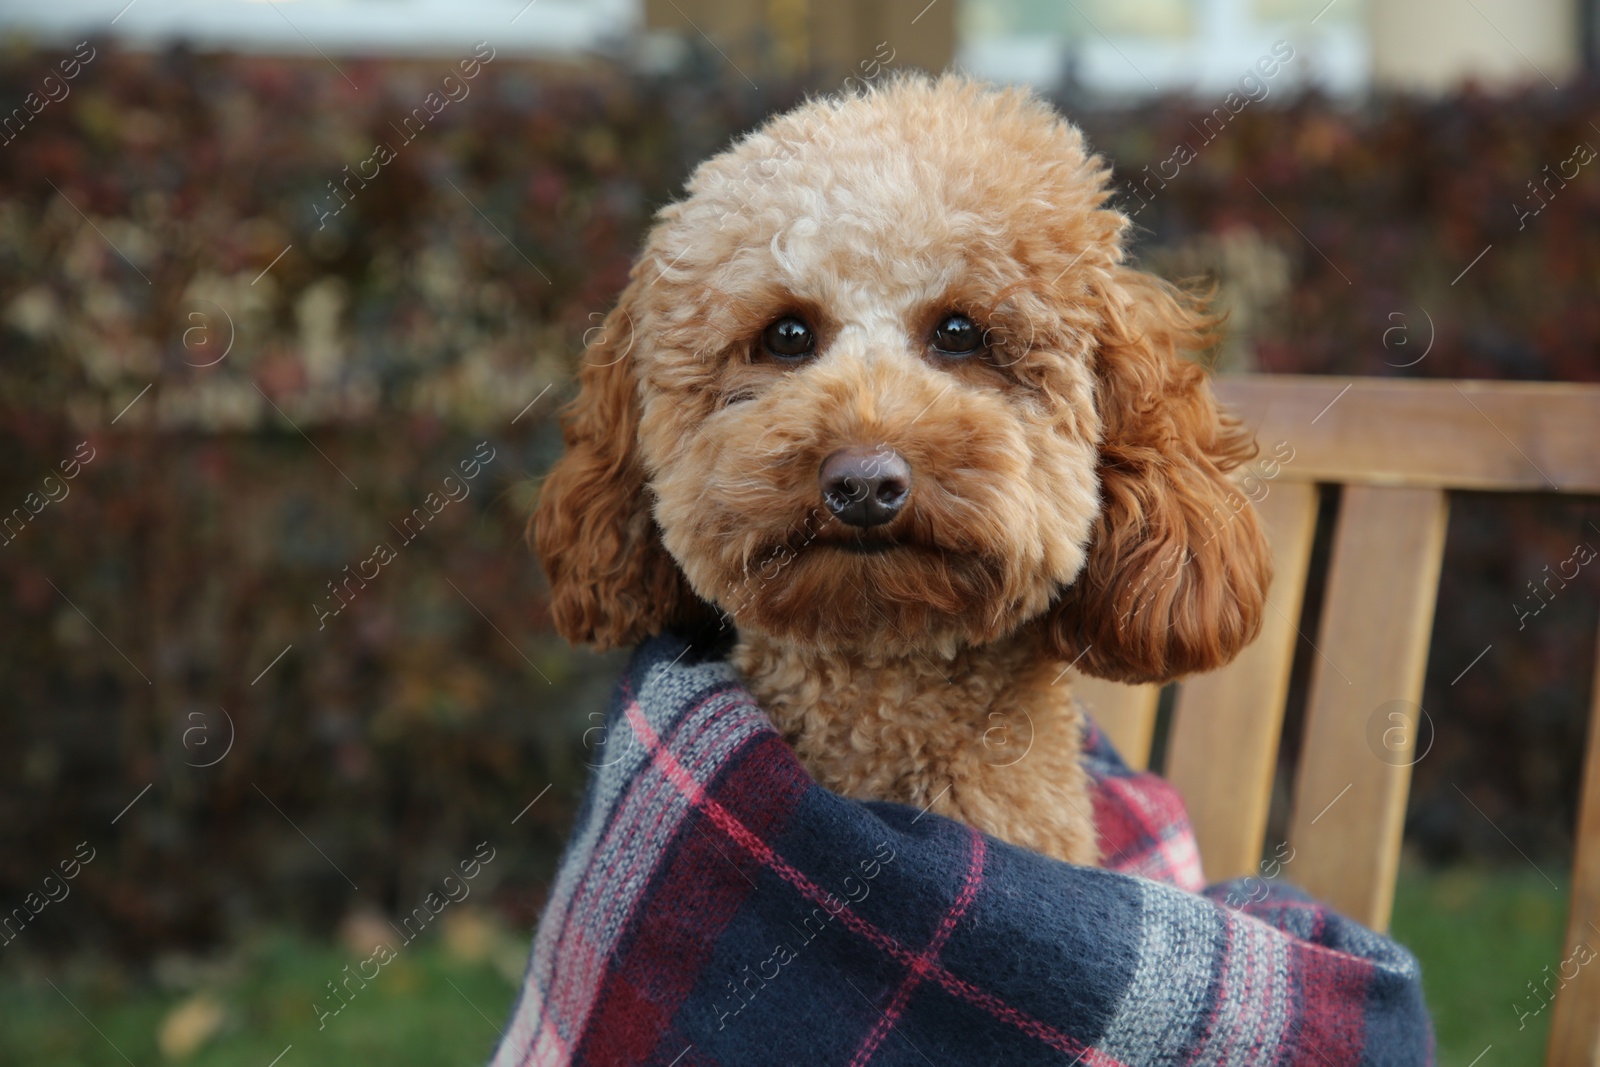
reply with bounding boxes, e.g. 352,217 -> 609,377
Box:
1039,266 -> 1272,684
530,297 -> 717,651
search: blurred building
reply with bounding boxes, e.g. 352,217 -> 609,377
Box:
1368,0 -> 1582,91
640,0 -> 954,82
953,0 -> 1589,95
549,0 -> 1596,97
0,0 -> 1592,96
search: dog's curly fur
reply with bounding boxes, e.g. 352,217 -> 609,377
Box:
533,74 -> 1271,866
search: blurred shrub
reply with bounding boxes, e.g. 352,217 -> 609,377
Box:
0,41 -> 1595,958
1078,86 -> 1600,382
0,41 -> 797,957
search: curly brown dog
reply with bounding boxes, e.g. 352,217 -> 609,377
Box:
533,73 -> 1271,867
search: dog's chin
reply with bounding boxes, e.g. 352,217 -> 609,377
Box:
824,540 -> 899,555
715,540 -> 1036,654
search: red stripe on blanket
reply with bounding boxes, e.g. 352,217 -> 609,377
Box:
846,831 -> 987,1067
1287,939 -> 1372,1065
575,725 -> 810,1066
625,702 -> 1130,1067
1092,771 -> 1206,892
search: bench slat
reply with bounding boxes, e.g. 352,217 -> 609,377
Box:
1286,485 -> 1449,929
1546,625 -> 1600,1066
1070,672 -> 1162,771
1214,376 -> 1600,494
1166,481 -> 1320,882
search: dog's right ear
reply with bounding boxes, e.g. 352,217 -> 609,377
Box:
1037,267 -> 1270,684
530,296 -> 713,650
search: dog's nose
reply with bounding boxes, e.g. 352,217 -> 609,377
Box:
820,446 -> 911,528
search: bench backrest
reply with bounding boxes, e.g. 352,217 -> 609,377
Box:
1072,374 -> 1600,1065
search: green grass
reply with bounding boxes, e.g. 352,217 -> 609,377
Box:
1390,865 -> 1571,1066
0,867 -> 1573,1064
0,930 -> 523,1067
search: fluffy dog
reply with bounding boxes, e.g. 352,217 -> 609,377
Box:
533,74 -> 1271,867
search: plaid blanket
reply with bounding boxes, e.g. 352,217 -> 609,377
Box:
491,633 -> 1433,1066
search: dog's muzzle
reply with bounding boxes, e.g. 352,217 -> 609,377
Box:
820,446 -> 911,528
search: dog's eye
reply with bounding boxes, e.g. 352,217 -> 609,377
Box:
761,316 -> 816,361
931,313 -> 983,357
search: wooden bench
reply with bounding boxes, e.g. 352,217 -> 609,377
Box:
1072,374 -> 1600,1065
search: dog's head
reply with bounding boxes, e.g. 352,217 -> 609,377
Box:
533,74 -> 1270,683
